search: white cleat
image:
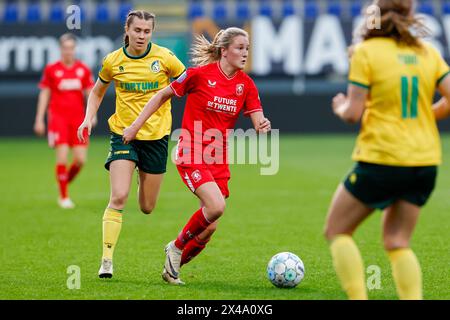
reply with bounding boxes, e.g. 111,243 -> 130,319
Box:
162,268 -> 185,285
58,198 -> 75,209
98,258 -> 113,278
162,241 -> 184,285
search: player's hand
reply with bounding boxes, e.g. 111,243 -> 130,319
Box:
332,93 -> 347,116
33,120 -> 46,137
77,120 -> 91,143
258,117 -> 271,133
122,125 -> 138,144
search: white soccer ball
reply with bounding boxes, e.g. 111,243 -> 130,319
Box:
267,252 -> 305,288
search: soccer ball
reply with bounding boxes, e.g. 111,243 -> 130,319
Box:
267,252 -> 305,288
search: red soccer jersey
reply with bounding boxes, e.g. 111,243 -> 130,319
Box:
38,60 -> 94,120
170,62 -> 263,165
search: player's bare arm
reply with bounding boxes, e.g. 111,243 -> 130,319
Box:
122,85 -> 175,144
250,111 -> 271,133
78,79 -> 110,142
33,88 -> 51,136
332,84 -> 368,124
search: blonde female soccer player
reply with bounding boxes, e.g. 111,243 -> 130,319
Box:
324,0 -> 450,300
122,27 -> 271,284
77,10 -> 185,278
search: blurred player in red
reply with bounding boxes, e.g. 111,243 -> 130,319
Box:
34,33 -> 94,209
123,27 -> 271,284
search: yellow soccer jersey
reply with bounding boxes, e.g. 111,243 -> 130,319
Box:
99,42 -> 185,140
349,38 -> 450,166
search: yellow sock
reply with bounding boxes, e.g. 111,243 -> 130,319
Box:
330,234 -> 368,300
102,207 -> 123,260
387,248 -> 422,300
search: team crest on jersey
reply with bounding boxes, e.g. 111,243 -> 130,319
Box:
55,70 -> 63,78
208,80 -> 216,88
236,84 -> 244,96
119,66 -> 124,72
151,60 -> 160,73
76,68 -> 84,78
191,170 -> 202,183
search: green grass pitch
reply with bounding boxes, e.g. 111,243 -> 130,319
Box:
1,134 -> 449,300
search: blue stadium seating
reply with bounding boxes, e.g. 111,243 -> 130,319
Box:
188,1 -> 204,20
26,0 -> 42,23
350,1 -> 363,17
49,0 -> 65,23
259,1 -> 273,18
118,1 -> 133,23
418,0 -> 434,15
236,1 -> 250,20
282,1 -> 295,17
327,0 -> 342,16
3,0 -> 19,23
95,0 -> 110,22
304,0 -> 319,20
213,2 -> 227,21
443,1 -> 450,14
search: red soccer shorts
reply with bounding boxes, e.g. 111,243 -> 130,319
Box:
177,164 -> 231,198
47,113 -> 88,148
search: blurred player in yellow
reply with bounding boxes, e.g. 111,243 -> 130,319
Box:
77,10 -> 185,278
324,0 -> 450,299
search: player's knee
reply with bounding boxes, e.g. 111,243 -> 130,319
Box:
323,224 -> 335,242
140,203 -> 155,215
74,158 -> 86,167
110,193 -> 129,208
383,235 -> 409,251
205,200 -> 226,221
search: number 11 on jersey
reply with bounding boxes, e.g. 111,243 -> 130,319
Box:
401,76 -> 419,119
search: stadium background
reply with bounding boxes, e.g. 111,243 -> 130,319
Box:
2,0 -> 450,136
1,0 -> 450,301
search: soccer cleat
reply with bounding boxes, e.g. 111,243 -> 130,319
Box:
163,241 -> 183,284
162,267 -> 185,285
58,198 -> 75,209
98,258 -> 113,278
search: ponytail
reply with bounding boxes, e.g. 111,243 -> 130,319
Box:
190,28 -> 248,67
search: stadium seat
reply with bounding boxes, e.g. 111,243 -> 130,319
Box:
188,1 -> 204,20
304,0 -> 319,20
26,0 -> 42,23
49,0 -> 65,23
418,0 -> 434,15
350,1 -> 363,17
327,0 -> 342,16
443,1 -> 450,14
118,1 -> 133,23
236,1 -> 250,21
259,1 -> 273,18
3,0 -> 19,23
95,0 -> 110,22
213,2 -> 227,21
282,1 -> 295,17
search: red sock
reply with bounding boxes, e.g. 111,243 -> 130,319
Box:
181,236 -> 210,266
56,164 -> 68,199
174,208 -> 211,250
68,162 -> 82,183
